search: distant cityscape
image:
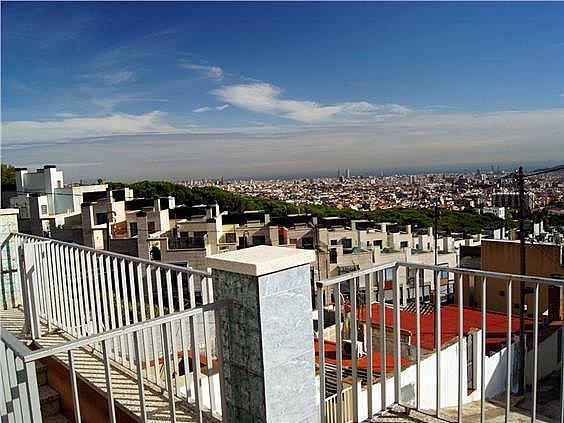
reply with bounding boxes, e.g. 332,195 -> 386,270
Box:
177,167 -> 563,213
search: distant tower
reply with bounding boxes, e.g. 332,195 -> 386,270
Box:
338,168 -> 342,178
345,168 -> 351,179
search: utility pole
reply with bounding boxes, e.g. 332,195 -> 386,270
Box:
105,186 -> 112,251
434,199 -> 439,265
517,166 -> 526,396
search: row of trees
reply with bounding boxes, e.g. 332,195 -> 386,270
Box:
116,180 -> 508,235
1,164 -> 15,190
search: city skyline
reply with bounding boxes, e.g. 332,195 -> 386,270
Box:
2,2 -> 563,180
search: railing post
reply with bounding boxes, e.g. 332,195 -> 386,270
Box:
20,243 -> 41,340
392,265 -> 401,406
0,210 -> 20,310
208,246 -> 317,422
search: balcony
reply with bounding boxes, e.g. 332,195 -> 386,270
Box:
1,232 -> 563,423
168,237 -> 206,250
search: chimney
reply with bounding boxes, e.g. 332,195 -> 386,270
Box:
29,194 -> 43,236
153,197 -> 161,212
136,211 -> 150,259
81,202 -> 96,247
15,167 -> 28,192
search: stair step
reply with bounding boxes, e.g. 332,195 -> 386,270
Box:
39,385 -> 61,418
44,415 -> 70,423
36,361 -> 48,387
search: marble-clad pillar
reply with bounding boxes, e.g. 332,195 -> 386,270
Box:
0,208 -> 20,310
208,246 -> 318,422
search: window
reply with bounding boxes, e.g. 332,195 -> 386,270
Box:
341,238 -> 352,249
130,222 -> 138,236
330,239 -> 338,245
57,180 -> 62,188
329,249 -> 338,264
400,241 -> 409,248
302,237 -> 314,249
147,221 -> 156,233
252,235 -> 266,246
96,212 -> 107,225
225,232 -> 236,243
290,238 -> 298,245
150,246 -> 161,261
41,205 -> 48,215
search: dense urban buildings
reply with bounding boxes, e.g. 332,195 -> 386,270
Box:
221,169 -> 563,213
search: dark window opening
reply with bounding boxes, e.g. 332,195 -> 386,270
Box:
96,212 -> 107,225
252,235 -> 266,246
329,249 -> 338,264
302,237 -> 314,249
150,246 -> 161,261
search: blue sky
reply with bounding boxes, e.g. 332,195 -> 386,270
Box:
2,2 -> 563,180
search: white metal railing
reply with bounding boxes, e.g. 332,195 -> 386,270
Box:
317,261 -> 564,423
324,386 -> 354,423
5,304 -> 226,423
4,232 -> 225,422
0,327 -> 42,422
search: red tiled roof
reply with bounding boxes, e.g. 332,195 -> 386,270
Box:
358,303 -> 532,353
314,339 -> 410,373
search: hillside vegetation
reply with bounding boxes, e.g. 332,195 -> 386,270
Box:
113,180 -> 507,235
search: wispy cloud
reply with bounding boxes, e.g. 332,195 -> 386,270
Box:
2,111 -> 176,145
3,108 -> 562,180
180,63 -> 224,80
3,5 -> 96,50
84,70 -> 136,85
193,104 -> 229,113
211,83 -> 409,123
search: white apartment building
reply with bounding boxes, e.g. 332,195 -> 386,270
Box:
9,165 -> 107,235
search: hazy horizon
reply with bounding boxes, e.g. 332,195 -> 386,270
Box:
2,2 -> 563,180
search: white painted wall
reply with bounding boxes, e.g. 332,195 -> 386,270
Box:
177,371 -> 222,416
321,329 -> 532,421
525,325 -> 562,385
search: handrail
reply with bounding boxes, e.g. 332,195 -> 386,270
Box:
396,261 -> 564,287
317,262 -> 396,287
10,232 -> 211,278
317,259 -> 564,288
23,300 -> 227,362
0,326 -> 32,358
